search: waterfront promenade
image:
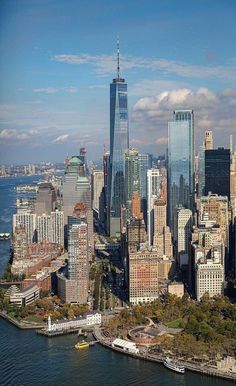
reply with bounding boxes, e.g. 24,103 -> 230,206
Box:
93,326 -> 236,383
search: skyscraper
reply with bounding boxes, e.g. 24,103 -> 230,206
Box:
198,131 -> 214,197
139,153 -> 153,222
51,210 -> 64,246
131,191 -> 143,219
205,148 -> 230,199
153,198 -> 173,259
109,40 -> 129,236
174,207 -> 192,266
62,156 -> 86,224
68,221 -> 89,304
125,148 -> 140,217
204,130 -> 213,150
147,168 -> 161,245
91,170 -> 104,213
100,151 -> 110,234
167,110 -> 194,229
35,182 -> 56,216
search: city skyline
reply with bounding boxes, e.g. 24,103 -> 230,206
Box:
1,0 -> 236,164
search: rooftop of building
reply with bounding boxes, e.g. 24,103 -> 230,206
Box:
68,156 -> 83,165
49,311 -> 101,325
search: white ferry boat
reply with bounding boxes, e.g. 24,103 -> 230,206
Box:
163,357 -> 185,374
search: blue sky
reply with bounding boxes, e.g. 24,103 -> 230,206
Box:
0,0 -> 236,163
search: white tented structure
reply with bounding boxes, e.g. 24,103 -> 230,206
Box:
112,338 -> 139,354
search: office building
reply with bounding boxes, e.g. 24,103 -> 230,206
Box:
62,155 -> 87,224
35,182 -> 56,216
174,207 -> 192,266
109,40 -> 129,236
99,151 -> 110,233
153,199 -> 173,259
129,250 -> 159,305
139,153 -> 152,221
127,218 -> 147,253
205,148 -> 230,199
125,149 -> 140,217
198,144 -> 205,197
131,191 -> 143,219
147,168 -> 161,245
91,170 -> 104,213
231,150 -> 236,214
195,248 -> 224,301
167,110 -> 194,229
8,285 -> 40,307
204,130 -> 213,150
196,194 -> 229,251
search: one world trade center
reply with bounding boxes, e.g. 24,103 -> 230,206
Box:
109,39 -> 129,236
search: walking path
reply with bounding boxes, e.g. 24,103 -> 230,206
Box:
93,326 -> 236,382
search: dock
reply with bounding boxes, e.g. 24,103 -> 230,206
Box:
92,327 -> 236,383
37,327 -> 94,337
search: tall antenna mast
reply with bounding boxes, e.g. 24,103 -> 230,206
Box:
117,35 -> 120,80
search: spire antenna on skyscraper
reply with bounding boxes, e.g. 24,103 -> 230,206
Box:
117,35 -> 120,80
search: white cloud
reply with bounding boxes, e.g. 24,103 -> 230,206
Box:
53,134 -> 69,143
53,53 -> 236,81
0,129 -> 30,141
33,86 -> 78,94
129,80 -> 188,97
63,86 -> 78,93
155,137 -> 168,145
34,87 -> 59,94
132,87 -> 236,149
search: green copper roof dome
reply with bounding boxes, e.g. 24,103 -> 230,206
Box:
68,156 -> 83,165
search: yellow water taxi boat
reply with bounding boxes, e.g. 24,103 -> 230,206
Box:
75,340 -> 89,349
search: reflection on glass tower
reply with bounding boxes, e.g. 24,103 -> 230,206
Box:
109,39 -> 129,236
167,110 -> 194,229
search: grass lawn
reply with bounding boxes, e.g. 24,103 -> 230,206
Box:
165,318 -> 183,328
24,315 -> 44,323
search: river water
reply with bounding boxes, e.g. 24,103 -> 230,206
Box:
0,177 -> 233,385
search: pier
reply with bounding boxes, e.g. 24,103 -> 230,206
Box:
93,327 -> 236,383
37,326 -> 94,337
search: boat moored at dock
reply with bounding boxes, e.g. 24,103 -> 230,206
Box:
163,357 -> 185,373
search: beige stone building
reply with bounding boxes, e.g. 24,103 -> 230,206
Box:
168,282 -> 184,298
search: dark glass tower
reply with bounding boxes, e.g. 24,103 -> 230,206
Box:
109,40 -> 129,236
205,148 -> 230,199
167,110 -> 194,229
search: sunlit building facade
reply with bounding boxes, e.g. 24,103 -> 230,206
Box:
167,110 -> 194,229
109,52 -> 129,236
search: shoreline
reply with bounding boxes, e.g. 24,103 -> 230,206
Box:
0,310 -> 44,330
93,327 -> 236,383
1,310 -> 236,382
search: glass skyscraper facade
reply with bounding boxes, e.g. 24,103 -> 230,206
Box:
125,148 -> 140,217
167,110 -> 194,229
205,148 -> 230,199
139,153 -> 153,224
109,75 -> 129,236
